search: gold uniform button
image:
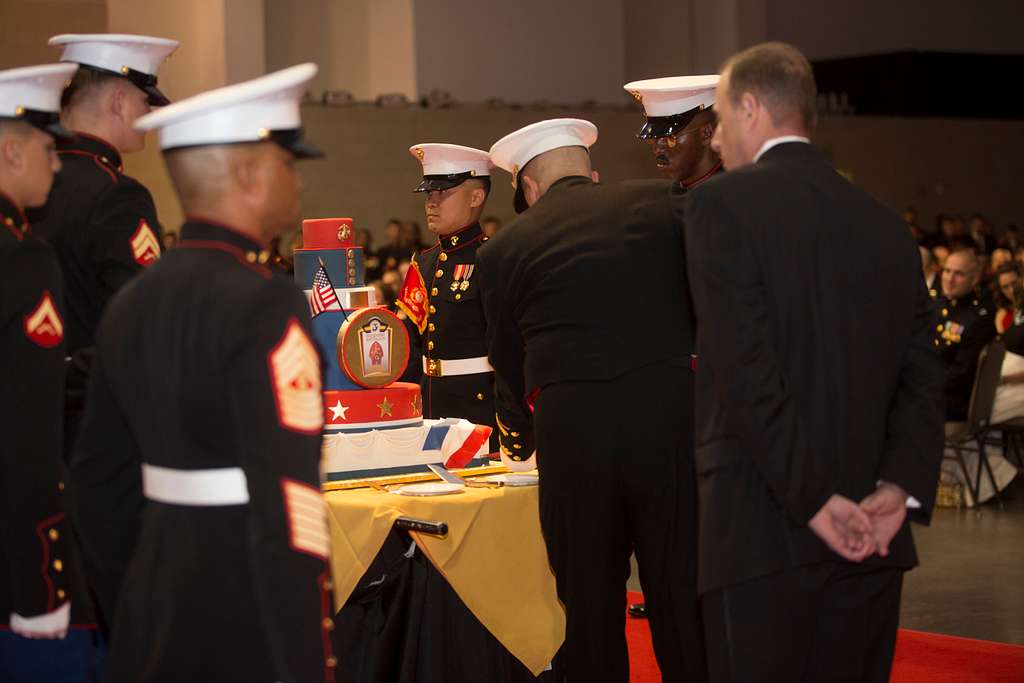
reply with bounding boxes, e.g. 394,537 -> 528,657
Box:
934,339 -> 940,347
246,251 -> 257,263
512,455 -> 522,461
427,341 -> 435,351
511,431 -> 519,437
326,657 -> 338,668
513,444 -> 522,450
49,528 -> 59,541
936,324 -> 943,332
476,393 -> 484,401
942,308 -> 948,316
435,269 -> 444,278
428,323 -> 436,332
57,589 -> 66,600
455,294 -> 462,300
258,250 -> 270,264
431,287 -> 438,296
429,305 -> 436,314
439,253 -> 448,262
53,559 -> 63,572
451,235 -> 459,245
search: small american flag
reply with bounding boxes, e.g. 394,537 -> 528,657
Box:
309,263 -> 341,317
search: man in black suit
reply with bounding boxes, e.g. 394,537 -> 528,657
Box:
480,119 -> 705,682
685,43 -> 944,682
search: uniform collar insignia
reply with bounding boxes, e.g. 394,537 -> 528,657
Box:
61,132 -> 125,173
439,222 -> 482,251
0,191 -> 29,237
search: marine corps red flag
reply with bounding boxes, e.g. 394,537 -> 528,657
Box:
396,260 -> 429,333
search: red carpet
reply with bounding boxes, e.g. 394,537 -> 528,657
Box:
624,592 -> 1024,682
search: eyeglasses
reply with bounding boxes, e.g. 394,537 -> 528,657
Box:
646,126 -> 705,148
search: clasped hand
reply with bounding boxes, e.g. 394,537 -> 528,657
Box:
807,483 -> 908,562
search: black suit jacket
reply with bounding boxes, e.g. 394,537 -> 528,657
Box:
685,142 -> 945,594
477,176 -> 694,459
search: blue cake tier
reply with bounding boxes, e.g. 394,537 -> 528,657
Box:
294,247 -> 365,291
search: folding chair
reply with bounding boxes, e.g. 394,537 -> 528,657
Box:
944,340 -> 1007,509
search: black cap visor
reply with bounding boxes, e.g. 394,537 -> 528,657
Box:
3,109 -> 75,142
264,128 -> 324,159
636,105 -> 712,140
413,171 -> 478,193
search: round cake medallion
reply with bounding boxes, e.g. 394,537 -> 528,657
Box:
336,307 -> 410,388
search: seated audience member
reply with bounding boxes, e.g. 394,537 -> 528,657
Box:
937,213 -> 967,248
970,213 -> 995,255
380,269 -> 403,302
935,245 -> 995,421
989,248 -> 1012,280
357,227 -> 382,280
481,215 -> 502,238
399,220 -> 424,253
943,275 -> 1022,505
993,263 -> 1020,333
921,245 -> 940,294
1002,224 -> 1021,251
376,218 -> 405,272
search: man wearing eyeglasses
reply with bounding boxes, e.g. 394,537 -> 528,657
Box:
622,75 -> 722,620
625,75 -> 723,194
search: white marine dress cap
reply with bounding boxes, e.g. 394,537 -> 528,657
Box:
488,118 -> 598,212
133,63 -> 323,159
408,143 -> 492,192
49,33 -> 179,106
0,63 -> 79,140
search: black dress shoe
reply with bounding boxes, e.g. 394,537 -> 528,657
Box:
627,602 -> 648,618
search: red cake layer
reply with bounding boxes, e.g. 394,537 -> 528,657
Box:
322,383 -> 422,430
302,217 -> 355,249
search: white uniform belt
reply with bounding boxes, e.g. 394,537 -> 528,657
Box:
423,355 -> 493,378
142,463 -> 250,506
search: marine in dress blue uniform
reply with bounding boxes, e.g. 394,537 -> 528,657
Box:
0,62 -> 99,683
30,33 -> 177,456
400,143 -> 498,449
70,64 -> 337,683
622,75 -> 722,620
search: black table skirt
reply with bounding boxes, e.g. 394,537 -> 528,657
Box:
332,528 -> 562,683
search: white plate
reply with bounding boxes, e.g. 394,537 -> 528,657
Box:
395,482 -> 465,496
483,473 -> 539,487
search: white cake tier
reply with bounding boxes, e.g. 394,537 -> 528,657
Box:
321,418 -> 492,480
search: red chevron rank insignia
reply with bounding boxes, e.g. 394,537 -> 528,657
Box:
130,218 -> 161,266
23,291 -> 63,348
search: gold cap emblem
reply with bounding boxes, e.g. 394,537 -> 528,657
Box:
628,89 -> 643,103
414,148 -> 425,161
511,164 -> 519,189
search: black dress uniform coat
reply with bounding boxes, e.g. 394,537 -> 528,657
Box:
933,291 -> 995,420
0,195 -> 72,633
31,133 -> 162,355
416,222 -> 497,446
685,142 -> 945,682
31,133 -> 162,444
477,176 -> 704,682
70,220 -> 335,683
